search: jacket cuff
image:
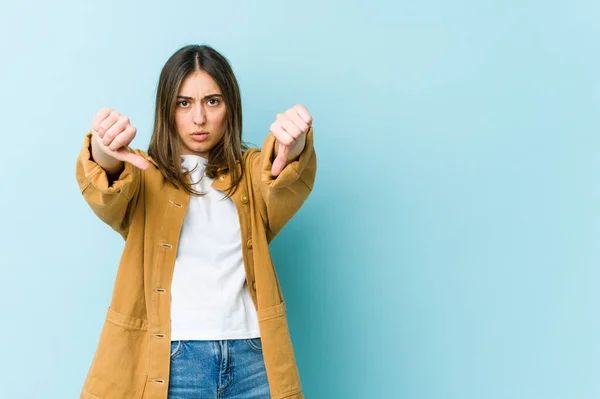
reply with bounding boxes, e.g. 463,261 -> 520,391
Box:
260,126 -> 315,189
77,131 -> 138,200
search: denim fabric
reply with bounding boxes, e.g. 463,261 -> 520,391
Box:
167,338 -> 270,398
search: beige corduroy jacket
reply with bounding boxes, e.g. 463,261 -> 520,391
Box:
75,127 -> 316,399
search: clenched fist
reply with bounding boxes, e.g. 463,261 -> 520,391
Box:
91,108 -> 150,170
269,104 -> 312,177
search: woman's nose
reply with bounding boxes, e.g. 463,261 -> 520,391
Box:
193,105 -> 206,125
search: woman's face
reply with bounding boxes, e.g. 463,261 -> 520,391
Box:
175,70 -> 227,158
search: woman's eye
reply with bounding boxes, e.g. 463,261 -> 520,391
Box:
178,100 -> 189,107
208,98 -> 220,106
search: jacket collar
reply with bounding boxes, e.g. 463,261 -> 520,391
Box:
147,155 -> 242,171
146,156 -> 159,168
147,154 -> 244,190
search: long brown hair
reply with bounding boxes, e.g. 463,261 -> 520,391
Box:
147,44 -> 248,197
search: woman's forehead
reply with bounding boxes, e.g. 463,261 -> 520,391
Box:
179,70 -> 221,97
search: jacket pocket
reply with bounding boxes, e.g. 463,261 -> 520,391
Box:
257,301 -> 302,399
82,307 -> 149,399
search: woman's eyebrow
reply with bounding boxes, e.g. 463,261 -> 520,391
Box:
177,94 -> 223,100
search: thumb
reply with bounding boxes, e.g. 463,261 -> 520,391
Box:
271,144 -> 289,176
115,148 -> 151,171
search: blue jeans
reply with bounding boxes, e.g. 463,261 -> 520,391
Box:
168,338 -> 270,399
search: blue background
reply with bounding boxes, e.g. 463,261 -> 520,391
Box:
1,1 -> 599,398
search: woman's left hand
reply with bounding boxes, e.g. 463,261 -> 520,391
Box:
270,104 -> 312,176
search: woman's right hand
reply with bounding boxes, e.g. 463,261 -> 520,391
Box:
91,108 -> 150,170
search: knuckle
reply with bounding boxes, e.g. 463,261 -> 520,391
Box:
110,136 -> 121,149
95,108 -> 110,120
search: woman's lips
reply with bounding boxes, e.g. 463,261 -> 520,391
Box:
191,133 -> 208,142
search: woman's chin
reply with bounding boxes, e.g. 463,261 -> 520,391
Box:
181,142 -> 212,157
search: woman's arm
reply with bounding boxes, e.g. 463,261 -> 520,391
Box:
75,108 -> 149,240
76,131 -> 144,240
249,114 -> 317,243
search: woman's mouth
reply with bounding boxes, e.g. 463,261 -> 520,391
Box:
191,132 -> 209,142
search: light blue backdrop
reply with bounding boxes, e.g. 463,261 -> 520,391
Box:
0,1 -> 598,398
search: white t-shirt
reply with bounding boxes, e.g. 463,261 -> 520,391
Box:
169,154 -> 260,341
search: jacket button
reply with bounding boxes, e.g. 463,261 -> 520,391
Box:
252,281 -> 256,291
241,194 -> 249,204
246,238 -> 253,249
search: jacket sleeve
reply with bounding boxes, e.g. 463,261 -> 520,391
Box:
75,131 -> 143,240
250,126 -> 317,242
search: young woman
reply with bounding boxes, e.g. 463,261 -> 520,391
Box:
75,44 -> 316,399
